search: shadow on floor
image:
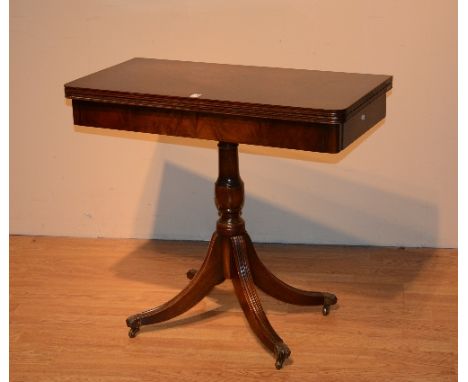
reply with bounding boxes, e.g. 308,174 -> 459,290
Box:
112,150 -> 437,294
109,137 -> 438,340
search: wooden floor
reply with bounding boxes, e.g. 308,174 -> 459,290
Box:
10,236 -> 457,381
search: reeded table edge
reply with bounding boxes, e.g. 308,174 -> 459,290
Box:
64,79 -> 392,124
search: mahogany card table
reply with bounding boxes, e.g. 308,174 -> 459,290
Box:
65,58 -> 392,369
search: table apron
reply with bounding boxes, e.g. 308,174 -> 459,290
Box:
71,100 -> 342,153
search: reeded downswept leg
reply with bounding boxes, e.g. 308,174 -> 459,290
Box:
126,232 -> 225,337
126,141 -> 338,369
230,235 -> 291,369
244,235 -> 337,315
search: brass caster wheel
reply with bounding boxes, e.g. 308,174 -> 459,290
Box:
126,315 -> 141,338
274,343 -> 291,370
322,292 -> 337,316
128,326 -> 140,338
322,305 -> 330,316
186,269 -> 197,280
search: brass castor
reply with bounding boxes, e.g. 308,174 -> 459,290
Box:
322,292 -> 337,316
186,269 -> 197,280
128,326 -> 140,338
322,305 -> 330,316
126,316 -> 141,338
274,343 -> 291,370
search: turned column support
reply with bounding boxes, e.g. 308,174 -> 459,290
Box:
215,142 -> 246,237
126,141 -> 337,370
215,142 -> 245,280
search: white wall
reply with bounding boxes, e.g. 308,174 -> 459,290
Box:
10,0 -> 457,247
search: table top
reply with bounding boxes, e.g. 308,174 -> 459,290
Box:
65,58 -> 392,153
65,58 -> 392,124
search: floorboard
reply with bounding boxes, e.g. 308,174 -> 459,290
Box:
10,236 -> 457,381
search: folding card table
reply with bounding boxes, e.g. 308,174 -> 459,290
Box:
65,58 -> 392,369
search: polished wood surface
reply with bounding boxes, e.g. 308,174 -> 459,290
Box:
71,100 -> 345,152
65,58 -> 392,121
10,236 -> 457,381
124,143 -> 336,368
65,58 -> 392,152
63,59 -> 393,368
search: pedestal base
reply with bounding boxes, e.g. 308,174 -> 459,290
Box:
126,142 -> 337,369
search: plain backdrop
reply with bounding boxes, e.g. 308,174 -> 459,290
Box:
10,0 -> 457,247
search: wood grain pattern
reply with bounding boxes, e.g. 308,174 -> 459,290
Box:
65,58 -> 392,152
245,234 -> 335,307
71,100 -> 343,153
10,236 -> 457,381
123,142 -> 332,368
126,232 -> 224,337
65,58 -> 392,123
230,234 -> 291,370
